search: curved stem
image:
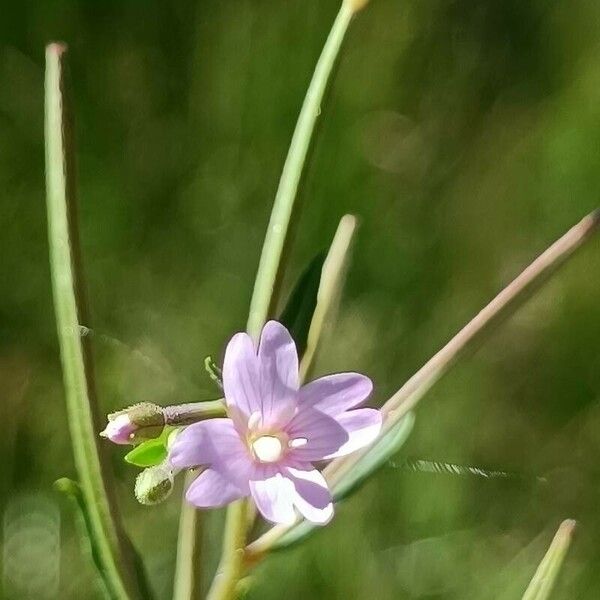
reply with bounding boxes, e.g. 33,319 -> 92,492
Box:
245,1 -> 355,341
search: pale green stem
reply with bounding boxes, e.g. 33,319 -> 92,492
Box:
299,214 -> 357,382
45,43 -> 145,600
522,520 -> 577,600
207,3 -> 361,599
245,1 -> 355,341
173,473 -> 204,600
246,208 -> 600,559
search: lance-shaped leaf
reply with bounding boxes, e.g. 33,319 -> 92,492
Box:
299,214 -> 357,381
279,252 -> 327,357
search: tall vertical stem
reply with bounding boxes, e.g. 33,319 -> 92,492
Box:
45,43 -> 145,600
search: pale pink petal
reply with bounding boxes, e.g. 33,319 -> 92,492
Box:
223,332 -> 261,422
286,408 -> 349,462
186,468 -> 248,508
169,418 -> 248,470
249,465 -> 296,525
285,466 -> 333,524
321,408 -> 382,459
257,321 -> 299,427
298,373 -> 373,415
100,414 -> 136,445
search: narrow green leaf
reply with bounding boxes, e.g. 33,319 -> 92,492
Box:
269,413 -> 415,551
522,520 -> 577,600
279,252 -> 326,357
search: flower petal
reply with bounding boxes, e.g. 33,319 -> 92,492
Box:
169,418 -> 248,470
285,466 -> 333,525
298,373 -> 373,415
286,408 -> 349,462
257,321 -> 299,427
321,408 -> 382,459
249,465 -> 296,525
223,332 -> 261,421
186,468 -> 248,508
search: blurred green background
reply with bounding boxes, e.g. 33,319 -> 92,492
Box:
1,0 -> 600,598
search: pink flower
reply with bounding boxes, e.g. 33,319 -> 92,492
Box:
169,321 -> 382,525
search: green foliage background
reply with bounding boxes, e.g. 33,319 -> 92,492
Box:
1,1 -> 600,598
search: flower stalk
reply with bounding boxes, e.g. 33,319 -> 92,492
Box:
205,2 -> 362,599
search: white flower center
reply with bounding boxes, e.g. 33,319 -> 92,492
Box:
252,435 -> 283,463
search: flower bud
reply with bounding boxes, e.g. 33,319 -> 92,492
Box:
134,463 -> 174,505
100,402 -> 164,445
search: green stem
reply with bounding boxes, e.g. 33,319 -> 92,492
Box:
522,520 -> 577,600
45,43 -> 145,600
245,0 -> 355,341
207,3 -> 360,599
173,473 -> 204,600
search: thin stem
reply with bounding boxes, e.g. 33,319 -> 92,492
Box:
522,520 -> 577,600
207,3 -> 360,599
163,400 -> 226,426
246,208 -> 600,559
206,500 -> 249,600
45,43 -> 145,600
173,473 -> 204,600
245,1 -> 355,341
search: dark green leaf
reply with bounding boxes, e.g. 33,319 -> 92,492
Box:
279,252 -> 326,356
